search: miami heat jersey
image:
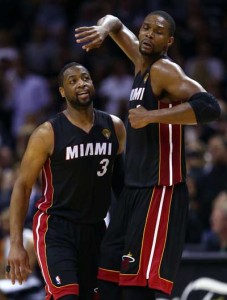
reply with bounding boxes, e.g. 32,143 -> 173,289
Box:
36,109 -> 119,223
125,59 -> 186,187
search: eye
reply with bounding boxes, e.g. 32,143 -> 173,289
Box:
143,24 -> 149,30
69,79 -> 76,84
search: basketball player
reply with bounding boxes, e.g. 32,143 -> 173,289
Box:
75,11 -> 221,300
5,62 -> 126,300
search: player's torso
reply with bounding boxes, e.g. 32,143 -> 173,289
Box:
125,62 -> 186,187
37,110 -> 119,223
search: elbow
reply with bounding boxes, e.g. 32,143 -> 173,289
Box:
212,101 -> 221,121
188,92 -> 221,124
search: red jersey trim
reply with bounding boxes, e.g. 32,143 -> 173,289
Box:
33,211 -> 79,297
98,268 -> 120,283
158,102 -> 182,186
37,159 -> 54,212
119,186 -> 174,295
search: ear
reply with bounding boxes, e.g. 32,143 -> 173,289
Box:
167,36 -> 174,48
59,87 -> 65,98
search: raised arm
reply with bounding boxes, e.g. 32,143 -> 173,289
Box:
129,59 -> 221,128
75,14 -> 141,65
6,122 -> 53,285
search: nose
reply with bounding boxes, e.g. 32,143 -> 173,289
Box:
76,78 -> 85,87
146,30 -> 154,38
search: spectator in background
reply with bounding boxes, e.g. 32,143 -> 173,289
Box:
0,208 -> 45,300
186,140 -> 206,181
23,24 -> 58,76
184,41 -> 225,97
184,141 -> 206,244
0,146 -> 16,212
98,59 -> 133,122
202,191 -> 227,251
197,134 -> 227,230
7,54 -> 52,140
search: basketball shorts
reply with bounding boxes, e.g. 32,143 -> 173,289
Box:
98,183 -> 189,295
33,211 -> 106,300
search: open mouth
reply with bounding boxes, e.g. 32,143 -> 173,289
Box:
77,89 -> 89,97
142,39 -> 153,49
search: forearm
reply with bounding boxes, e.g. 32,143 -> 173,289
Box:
97,15 -> 122,35
146,102 -> 197,125
10,181 -> 31,246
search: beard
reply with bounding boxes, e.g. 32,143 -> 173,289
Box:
68,94 -> 93,109
139,44 -> 153,56
72,97 -> 93,108
139,42 -> 167,60
139,45 -> 152,56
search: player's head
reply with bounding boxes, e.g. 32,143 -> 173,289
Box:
138,10 -> 175,57
58,62 -> 95,109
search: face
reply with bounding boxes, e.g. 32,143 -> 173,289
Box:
138,14 -> 174,57
211,207 -> 227,234
59,65 -> 95,109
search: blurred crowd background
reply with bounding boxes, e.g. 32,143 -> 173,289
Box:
0,0 -> 227,299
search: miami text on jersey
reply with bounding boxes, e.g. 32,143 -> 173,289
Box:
130,87 -> 145,101
66,142 -> 113,160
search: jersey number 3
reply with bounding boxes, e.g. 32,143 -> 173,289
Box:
97,159 -> 109,177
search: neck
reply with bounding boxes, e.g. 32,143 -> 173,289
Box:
64,105 -> 94,132
140,52 -> 166,72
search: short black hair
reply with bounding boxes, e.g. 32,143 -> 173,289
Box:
58,62 -> 83,86
147,10 -> 176,36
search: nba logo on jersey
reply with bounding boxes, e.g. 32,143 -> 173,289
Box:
55,275 -> 61,285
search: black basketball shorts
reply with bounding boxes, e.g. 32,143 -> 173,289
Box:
98,183 -> 189,295
33,211 -> 106,300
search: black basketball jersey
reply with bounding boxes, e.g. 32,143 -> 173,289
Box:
36,109 -> 119,223
125,58 -> 186,187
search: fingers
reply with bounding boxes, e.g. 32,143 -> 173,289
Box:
75,28 -> 95,39
81,38 -> 103,52
75,26 -> 93,32
76,33 -> 99,45
75,27 -> 104,52
5,262 -> 31,285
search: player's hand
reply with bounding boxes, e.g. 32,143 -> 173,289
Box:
75,26 -> 108,52
129,106 -> 150,128
6,244 -> 32,285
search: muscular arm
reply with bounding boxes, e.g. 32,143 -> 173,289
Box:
7,122 -> 53,284
75,15 -> 140,65
129,59 -> 220,127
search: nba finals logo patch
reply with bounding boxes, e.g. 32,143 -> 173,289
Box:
55,275 -> 61,285
102,128 -> 111,139
144,73 -> 149,83
121,252 -> 135,271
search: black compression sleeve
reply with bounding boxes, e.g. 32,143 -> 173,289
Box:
188,92 -> 221,124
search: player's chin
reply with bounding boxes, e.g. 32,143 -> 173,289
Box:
139,47 -> 153,56
77,98 -> 93,107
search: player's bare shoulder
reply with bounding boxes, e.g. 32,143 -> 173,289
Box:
150,58 -> 186,96
29,121 -> 54,156
151,58 -> 184,79
110,115 -> 126,134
